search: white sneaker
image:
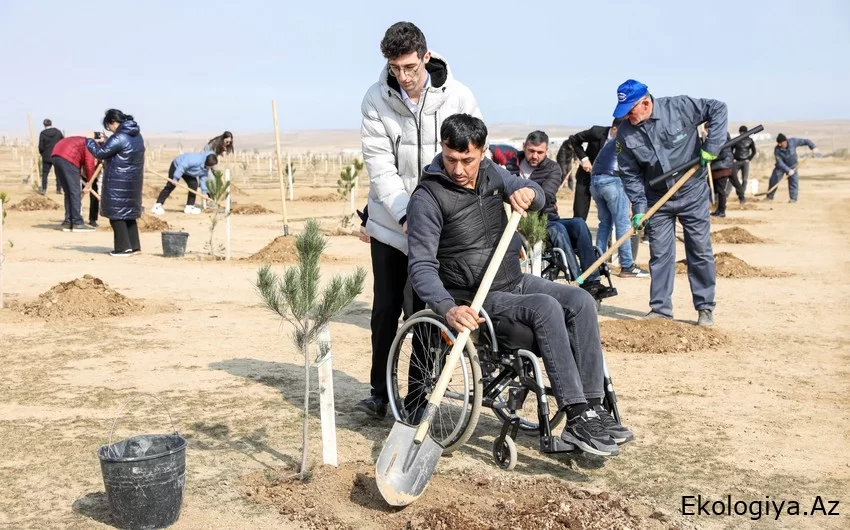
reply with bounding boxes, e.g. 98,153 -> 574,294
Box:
151,203 -> 165,215
184,205 -> 202,215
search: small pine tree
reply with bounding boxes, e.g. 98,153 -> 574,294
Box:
337,159 -> 364,202
518,210 -> 548,248
0,192 -> 8,225
255,220 -> 365,479
205,170 -> 230,258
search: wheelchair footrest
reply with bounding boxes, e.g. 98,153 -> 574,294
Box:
540,435 -> 576,454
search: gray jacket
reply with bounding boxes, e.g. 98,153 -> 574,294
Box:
616,95 -> 728,214
774,138 -> 815,173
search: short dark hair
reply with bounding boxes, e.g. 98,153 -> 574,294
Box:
440,114 -> 488,152
103,108 -> 134,129
205,154 -> 219,167
525,130 -> 549,146
43,119 -> 52,127
612,117 -> 624,127
776,133 -> 787,143
380,22 -> 427,60
739,125 -> 748,133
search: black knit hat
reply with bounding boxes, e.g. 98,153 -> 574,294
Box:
739,125 -> 748,133
776,133 -> 787,143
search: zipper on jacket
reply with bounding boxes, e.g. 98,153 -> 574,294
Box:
393,135 -> 401,169
416,90 -> 429,178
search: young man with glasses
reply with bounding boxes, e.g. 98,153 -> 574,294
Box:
356,21 -> 481,418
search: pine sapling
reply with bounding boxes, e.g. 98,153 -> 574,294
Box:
255,220 -> 365,479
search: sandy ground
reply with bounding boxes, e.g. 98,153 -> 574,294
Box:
0,158 -> 848,529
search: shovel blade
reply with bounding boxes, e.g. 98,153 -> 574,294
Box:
375,421 -> 443,506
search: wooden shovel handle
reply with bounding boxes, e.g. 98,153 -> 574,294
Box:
576,165 -> 701,283
148,169 -> 217,204
414,209 -> 523,444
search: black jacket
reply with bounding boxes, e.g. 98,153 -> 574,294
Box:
38,127 -> 64,160
407,156 -> 544,316
568,126 -> 610,174
556,141 -> 574,176
733,137 -> 757,162
513,153 -> 563,222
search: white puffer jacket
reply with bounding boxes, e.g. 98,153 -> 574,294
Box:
361,53 -> 481,254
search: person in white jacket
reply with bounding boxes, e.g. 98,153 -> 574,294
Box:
356,21 -> 482,417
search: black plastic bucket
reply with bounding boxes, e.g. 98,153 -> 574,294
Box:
98,395 -> 187,529
161,231 -> 189,258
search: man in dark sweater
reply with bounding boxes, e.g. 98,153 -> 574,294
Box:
567,125 -> 611,220
731,125 -> 757,204
38,119 -> 64,194
407,114 -> 632,456
514,130 -> 614,301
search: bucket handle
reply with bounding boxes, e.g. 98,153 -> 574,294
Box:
107,393 -> 178,449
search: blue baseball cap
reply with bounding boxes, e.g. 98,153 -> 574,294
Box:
613,79 -> 648,118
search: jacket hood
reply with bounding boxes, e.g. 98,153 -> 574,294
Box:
379,52 -> 452,96
42,127 -> 63,140
423,153 -> 499,187
117,120 -> 141,137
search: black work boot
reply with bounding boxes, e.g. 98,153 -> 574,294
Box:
355,395 -> 388,419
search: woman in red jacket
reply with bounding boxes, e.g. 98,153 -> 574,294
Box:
51,136 -> 98,232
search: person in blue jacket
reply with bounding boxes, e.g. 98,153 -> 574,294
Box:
151,152 -> 218,215
86,109 -> 145,257
766,133 -> 817,203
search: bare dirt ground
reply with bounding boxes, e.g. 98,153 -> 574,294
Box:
0,157 -> 848,529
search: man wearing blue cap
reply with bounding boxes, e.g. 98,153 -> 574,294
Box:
613,80 -> 728,327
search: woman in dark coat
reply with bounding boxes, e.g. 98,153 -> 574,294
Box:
87,109 -> 145,256
204,131 -> 234,156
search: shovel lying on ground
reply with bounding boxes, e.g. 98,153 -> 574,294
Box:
754,158 -> 808,197
575,125 -> 764,284
376,209 -> 523,507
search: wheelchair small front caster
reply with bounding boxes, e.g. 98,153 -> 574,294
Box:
493,436 -> 518,470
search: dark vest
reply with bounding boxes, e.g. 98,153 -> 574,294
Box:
417,162 -> 523,300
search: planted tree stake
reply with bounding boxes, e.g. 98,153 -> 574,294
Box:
0,199 -> 4,309
272,100 -> 289,235
317,324 -> 338,466
27,114 -> 38,181
287,153 -> 294,202
225,169 -> 232,261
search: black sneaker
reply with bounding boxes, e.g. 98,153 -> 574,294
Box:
711,211 -> 726,218
561,409 -> 619,456
63,224 -> 95,233
581,280 -> 617,300
61,221 -> 71,227
618,265 -> 649,278
592,404 -> 634,444
109,249 -> 134,257
88,220 -> 99,228
355,395 -> 387,419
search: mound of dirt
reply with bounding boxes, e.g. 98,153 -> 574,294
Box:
15,275 -> 143,321
231,203 -> 272,215
103,214 -> 169,233
243,236 -> 299,263
299,193 -> 341,202
9,195 -> 61,211
710,227 -> 764,244
677,251 -> 785,278
243,462 -> 669,530
600,319 -> 728,353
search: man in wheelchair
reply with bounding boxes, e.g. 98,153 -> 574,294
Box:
512,130 -> 618,302
407,114 -> 632,456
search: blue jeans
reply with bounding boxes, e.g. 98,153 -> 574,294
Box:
547,218 -> 600,282
590,174 -> 634,269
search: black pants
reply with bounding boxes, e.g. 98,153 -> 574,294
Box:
731,160 -> 749,200
369,238 -> 423,401
41,160 -> 60,193
88,178 -> 100,224
572,169 -> 592,220
110,219 -> 140,253
53,156 -> 84,226
156,162 -> 198,206
714,177 -> 730,213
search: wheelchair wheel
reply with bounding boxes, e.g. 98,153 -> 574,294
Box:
492,436 -> 517,471
491,359 -> 563,434
387,310 -> 482,455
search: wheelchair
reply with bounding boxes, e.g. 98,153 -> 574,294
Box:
518,234 -> 619,308
386,305 -> 622,470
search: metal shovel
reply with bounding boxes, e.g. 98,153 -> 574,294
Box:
376,209 -> 523,506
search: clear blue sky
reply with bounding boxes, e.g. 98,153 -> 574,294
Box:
1,0 -> 847,132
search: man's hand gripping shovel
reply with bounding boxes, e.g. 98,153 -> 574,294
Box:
375,209 -> 523,507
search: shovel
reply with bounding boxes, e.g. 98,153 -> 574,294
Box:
376,209 -> 523,507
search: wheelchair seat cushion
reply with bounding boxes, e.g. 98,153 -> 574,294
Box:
492,316 -> 536,352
